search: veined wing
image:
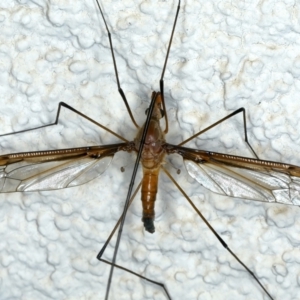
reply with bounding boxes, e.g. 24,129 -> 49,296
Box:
0,143 -> 132,193
165,143 -> 300,206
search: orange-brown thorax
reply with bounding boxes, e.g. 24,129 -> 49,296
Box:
134,92 -> 166,233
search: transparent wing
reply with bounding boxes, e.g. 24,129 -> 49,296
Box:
0,143 -> 130,192
165,143 -> 300,206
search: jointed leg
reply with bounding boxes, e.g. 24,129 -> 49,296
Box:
96,181 -> 171,300
178,107 -> 259,159
98,259 -> 172,300
162,166 -> 274,300
159,0 -> 181,134
0,102 -> 127,142
94,0 -> 139,129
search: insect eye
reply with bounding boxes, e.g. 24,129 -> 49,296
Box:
145,108 -> 149,115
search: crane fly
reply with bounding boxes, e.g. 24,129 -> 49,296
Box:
1,0 -> 300,299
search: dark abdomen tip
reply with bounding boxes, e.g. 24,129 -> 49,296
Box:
142,217 -> 155,234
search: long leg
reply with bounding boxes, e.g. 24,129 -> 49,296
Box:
157,2 -> 257,158
104,92 -> 156,300
99,259 -> 172,300
97,181 -> 171,299
97,182 -> 142,260
159,0 -> 181,134
178,107 -> 259,159
0,102 -> 127,142
94,0 -> 139,129
162,166 -> 274,300
101,3 -> 181,297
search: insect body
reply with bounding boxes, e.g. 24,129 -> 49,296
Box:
1,1 -> 300,300
134,92 -> 166,233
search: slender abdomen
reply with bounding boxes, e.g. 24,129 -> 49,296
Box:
141,167 -> 160,233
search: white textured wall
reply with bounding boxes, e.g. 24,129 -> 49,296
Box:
1,0 -> 300,299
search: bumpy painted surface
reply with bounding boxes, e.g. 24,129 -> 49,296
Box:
1,1 -> 300,299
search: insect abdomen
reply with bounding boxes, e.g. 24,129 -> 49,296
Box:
141,167 -> 160,233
